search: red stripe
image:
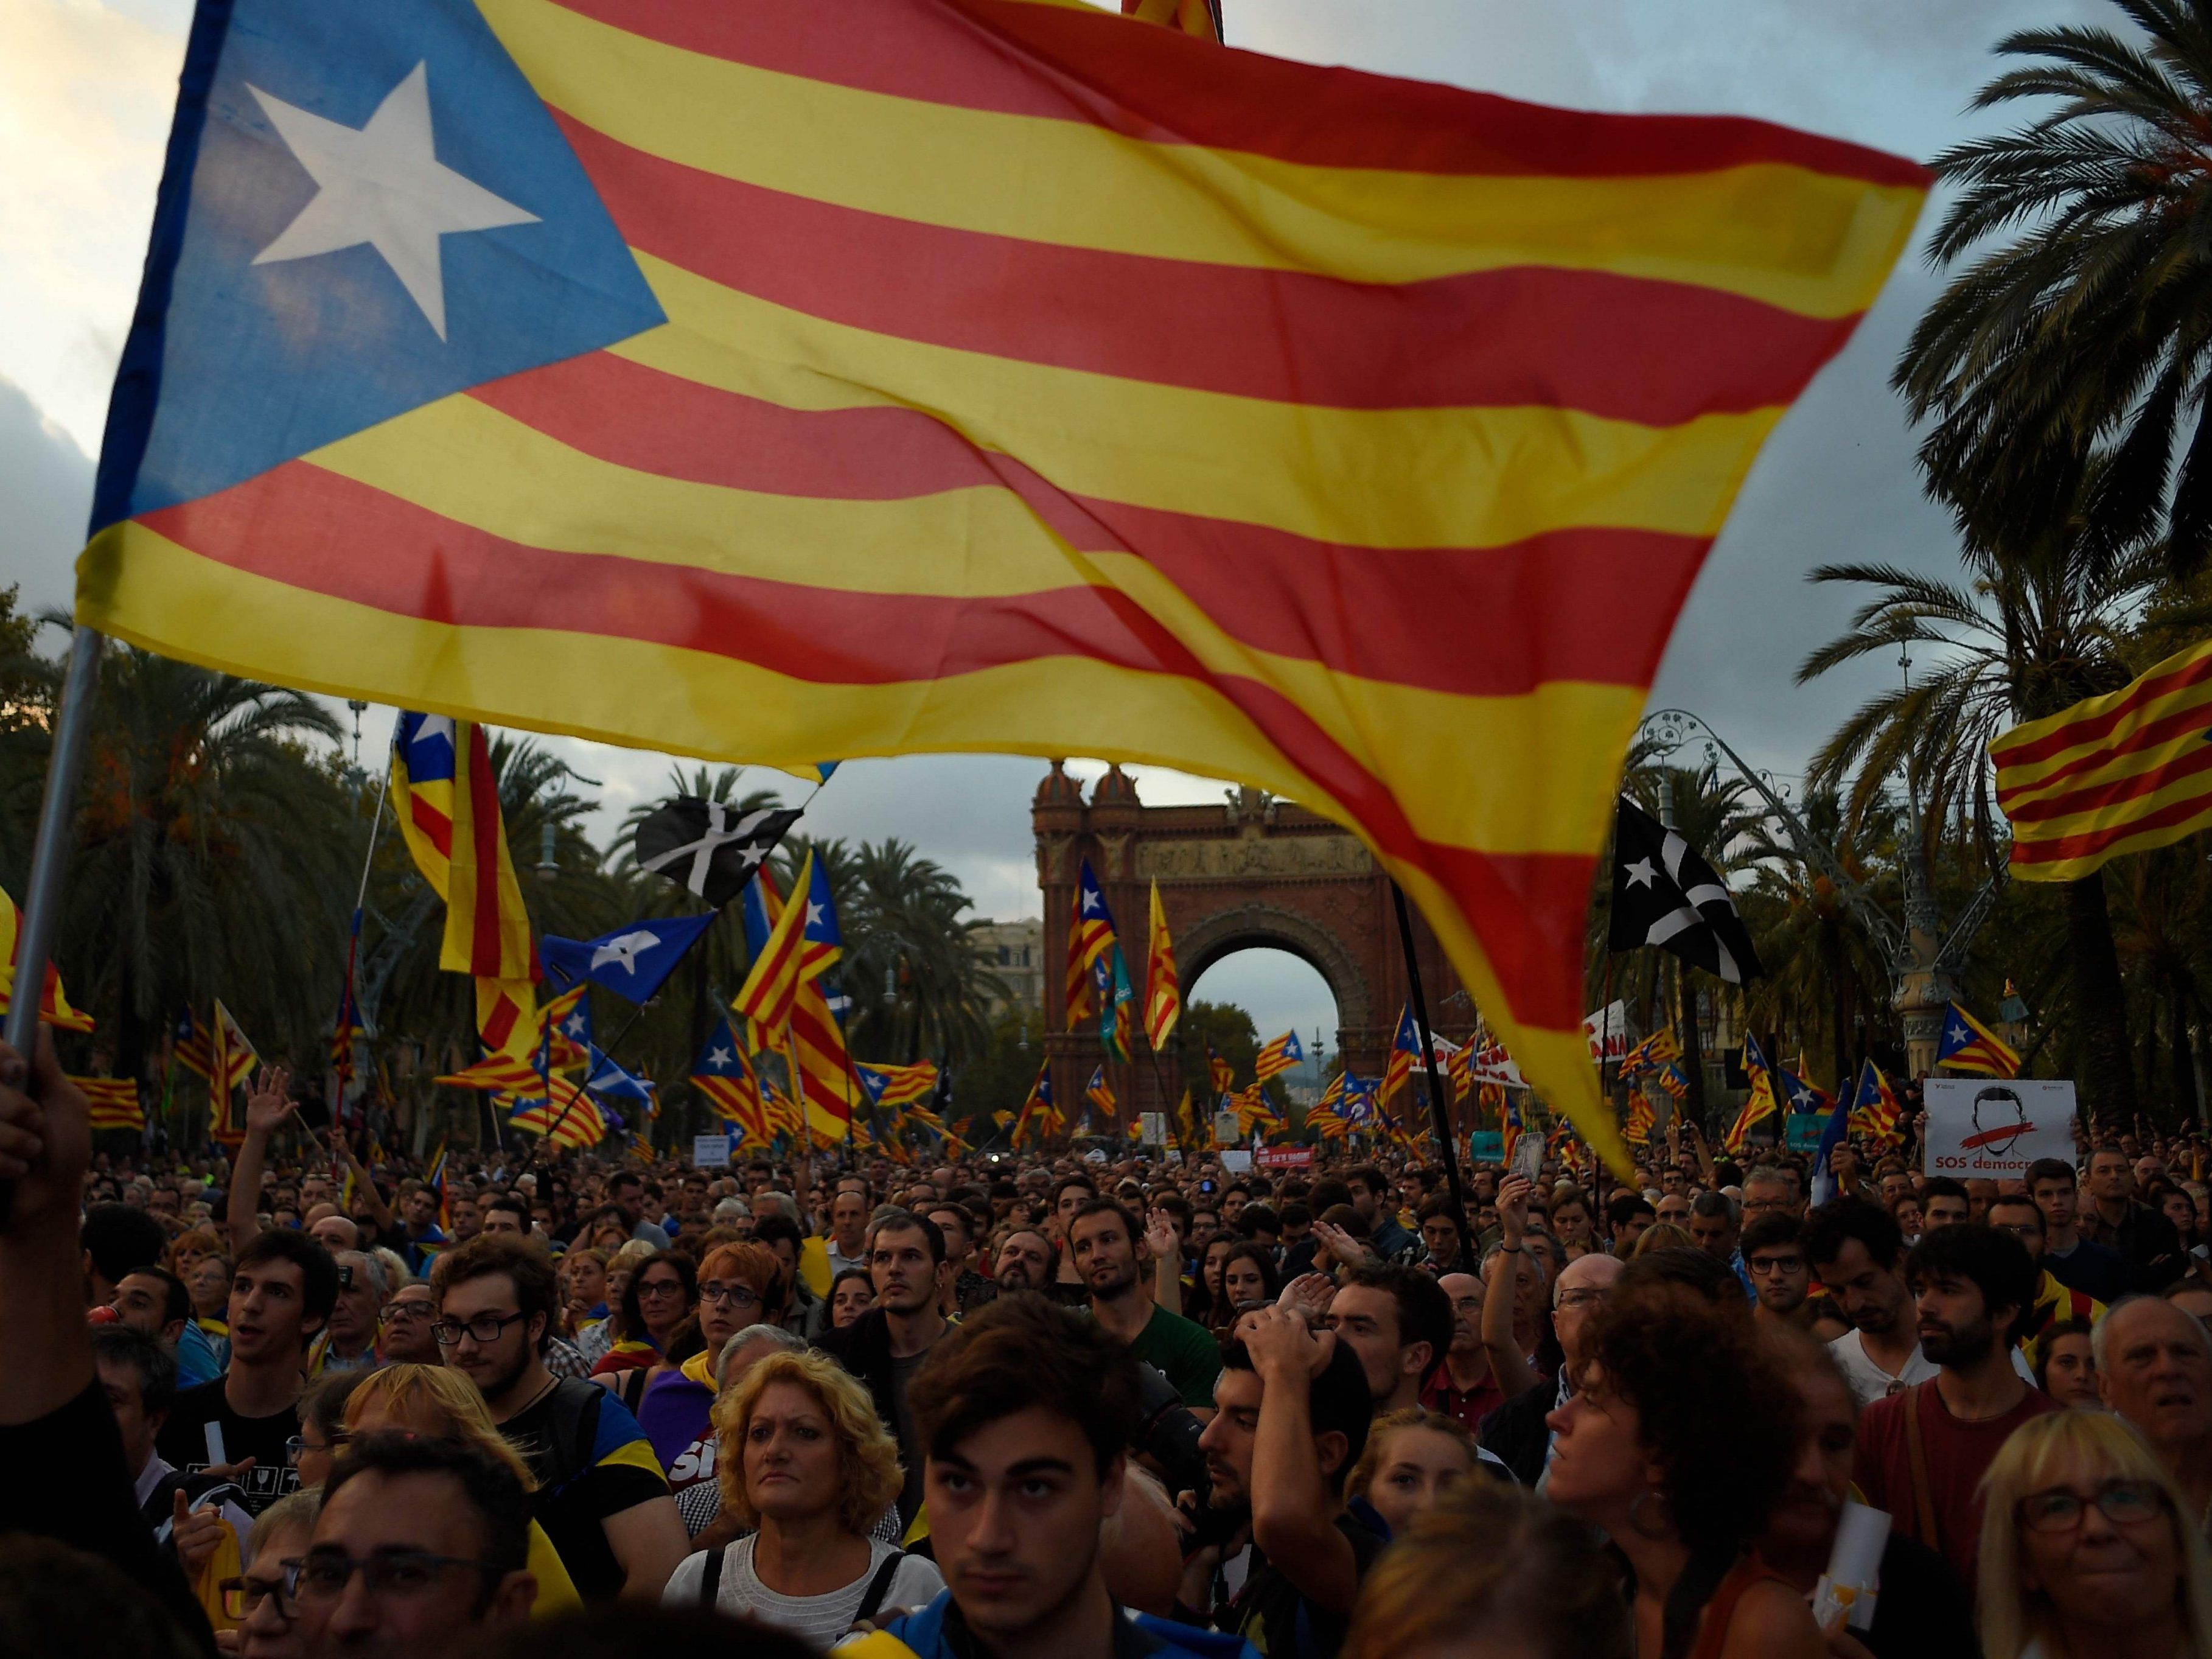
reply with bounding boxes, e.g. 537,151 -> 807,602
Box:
465,728 -> 506,976
1997,700 -> 2212,805
145,466 -> 1593,1027
551,0 -> 1927,186
409,794 -> 453,857
559,116 -> 1858,424
470,352 -> 1703,696
2001,732 -> 2212,826
1995,647 -> 2212,769
2009,784 -> 2212,865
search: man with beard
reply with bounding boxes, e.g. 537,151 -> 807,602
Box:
927,1202 -> 999,1318
993,1227 -> 1058,1293
1759,1329 -> 1976,1658
2096,1294 -> 2212,1524
851,1296 -> 1233,1659
1851,1223 -> 2055,1591
1183,1309 -> 1377,1659
818,1210 -> 954,1528
431,1234 -> 686,1600
1070,1200 -> 1221,1409
1807,1198 -> 1935,1406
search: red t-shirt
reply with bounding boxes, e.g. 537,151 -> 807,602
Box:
1853,1378 -> 2059,1590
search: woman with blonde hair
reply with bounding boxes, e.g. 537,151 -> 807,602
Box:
661,1347 -> 943,1640
1344,1408 -> 1481,1540
1977,1409 -> 2212,1659
340,1363 -> 584,1618
1344,1480 -> 1630,1659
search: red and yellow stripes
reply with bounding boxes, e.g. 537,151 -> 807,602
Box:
77,0 -> 1926,1165
1993,637 -> 2212,881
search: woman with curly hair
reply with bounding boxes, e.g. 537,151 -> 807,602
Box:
1544,1295 -> 1819,1659
661,1348 -> 944,1640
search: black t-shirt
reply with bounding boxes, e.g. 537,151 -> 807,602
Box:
499,1377 -> 669,1601
153,1377 -> 303,1515
1863,1532 -> 1978,1659
1221,1512 -> 1383,1659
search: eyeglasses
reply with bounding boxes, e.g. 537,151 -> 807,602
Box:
285,1551 -> 504,1602
219,1572 -> 295,1621
380,1301 -> 434,1324
285,1431 -> 348,1463
2017,1478 -> 2170,1534
636,1279 -> 690,1302
699,1283 -> 761,1308
430,1309 -> 527,1346
1554,1288 -> 1606,1310
1748,1256 -> 1806,1276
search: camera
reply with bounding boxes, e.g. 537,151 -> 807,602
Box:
1132,1360 -> 1207,1505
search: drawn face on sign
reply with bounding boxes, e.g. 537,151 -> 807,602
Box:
1966,1087 -> 2029,1156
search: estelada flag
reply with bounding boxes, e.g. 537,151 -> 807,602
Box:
391,715 -> 536,983
1848,1058 -> 1904,1147
1253,1029 -> 1304,1083
76,0 -> 1925,1164
76,1077 -> 144,1132
1066,862 -> 1120,1025
1993,635 -> 2212,881
1937,1002 -> 2022,1079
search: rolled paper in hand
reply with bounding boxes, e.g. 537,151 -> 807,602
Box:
1812,1500 -> 1889,1632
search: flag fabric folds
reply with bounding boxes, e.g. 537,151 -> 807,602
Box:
542,911 -> 716,1001
75,0 -> 1925,1162
1144,881 -> 1180,1051
173,1009 -> 214,1080
1253,1030 -> 1304,1083
1207,1046 -> 1237,1098
855,1060 -> 939,1109
693,1015 -> 770,1144
1608,797 -> 1763,985
1085,1064 -> 1116,1117
391,714 -> 536,981
1012,1060 -> 1060,1146
1723,1033 -> 1779,1154
78,1077 -> 144,1132
1992,635 -> 2212,881
1617,1027 -> 1680,1078
0,885 -> 94,1032
636,798 -> 802,906
1849,1059 -> 1905,1146
1937,1002 -> 2022,1078
733,850 -> 814,1043
743,856 -> 858,1144
1381,1007 -> 1421,1103
1066,861 -> 1119,1025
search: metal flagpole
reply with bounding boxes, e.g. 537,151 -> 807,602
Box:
1389,880 -> 1472,1243
0,627 -> 108,1225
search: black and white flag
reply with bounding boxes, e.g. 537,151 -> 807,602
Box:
634,798 -> 802,907
1607,796 -> 1763,983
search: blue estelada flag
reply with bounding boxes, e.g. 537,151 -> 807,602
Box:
1809,1082 -> 1854,1207
540,912 -> 715,1003
584,1046 -> 655,1103
1776,1057 -> 1835,1116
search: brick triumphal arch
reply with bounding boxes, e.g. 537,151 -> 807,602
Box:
1033,763 -> 1476,1130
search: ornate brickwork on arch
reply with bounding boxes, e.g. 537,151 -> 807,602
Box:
1033,766 -> 1472,1128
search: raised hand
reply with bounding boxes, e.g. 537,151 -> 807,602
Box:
243,1066 -> 296,1138
1144,1215 -> 1180,1264
1497,1173 -> 1533,1248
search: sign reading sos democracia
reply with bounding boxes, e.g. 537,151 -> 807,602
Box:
1922,1078 -> 2076,1177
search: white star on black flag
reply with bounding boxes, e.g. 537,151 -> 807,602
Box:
1605,796 -> 1764,984
634,798 -> 803,907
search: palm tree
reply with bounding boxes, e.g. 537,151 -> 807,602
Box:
1794,468 -> 2187,1120
839,839 -> 1006,1067
1898,0 -> 2212,571
54,646 -> 354,1083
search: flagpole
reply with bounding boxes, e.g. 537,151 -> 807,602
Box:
0,626 -> 106,1226
1389,881 -> 1472,1243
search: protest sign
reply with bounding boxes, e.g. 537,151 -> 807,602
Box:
691,1134 -> 731,1168
1923,1078 -> 2074,1177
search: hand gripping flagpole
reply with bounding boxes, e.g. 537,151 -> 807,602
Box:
0,626 -> 108,1226
1389,880 -> 1472,1246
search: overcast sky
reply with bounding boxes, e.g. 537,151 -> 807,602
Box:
0,0 -> 2107,1052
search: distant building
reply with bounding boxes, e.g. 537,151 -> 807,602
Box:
975,918 -> 1044,1013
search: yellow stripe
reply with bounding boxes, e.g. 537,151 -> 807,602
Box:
594,1438 -> 671,1483
1995,679 -> 2212,795
2000,718 -> 2212,812
315,394 -> 1096,599
80,520 -> 1626,1168
484,0 -> 1919,318
1992,637 -> 2212,781
2007,764 -> 2212,843
621,259 -> 1785,549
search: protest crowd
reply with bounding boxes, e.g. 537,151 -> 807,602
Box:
0,1043 -> 2204,1659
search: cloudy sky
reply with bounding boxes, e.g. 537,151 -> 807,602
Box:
0,0 -> 2104,1055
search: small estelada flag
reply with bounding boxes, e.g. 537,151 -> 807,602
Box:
1937,1003 -> 2021,1078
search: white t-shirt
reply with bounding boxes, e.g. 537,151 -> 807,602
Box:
1828,1329 -> 1938,1406
663,1535 -> 944,1646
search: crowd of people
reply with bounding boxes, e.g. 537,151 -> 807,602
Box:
13,1047 -> 2212,1659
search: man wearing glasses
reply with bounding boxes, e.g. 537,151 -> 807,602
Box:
1740,1212 -> 1849,1341
429,1235 -> 688,1602
375,1284 -> 441,1365
285,1431 -> 537,1655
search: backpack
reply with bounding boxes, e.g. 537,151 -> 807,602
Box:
699,1544 -> 907,1622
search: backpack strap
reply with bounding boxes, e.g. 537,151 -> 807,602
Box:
1900,1380 -> 1942,1551
854,1550 -> 907,1622
699,1544 -> 726,1609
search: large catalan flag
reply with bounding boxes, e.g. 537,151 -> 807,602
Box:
75,0 -> 1925,1159
1992,636 -> 2212,881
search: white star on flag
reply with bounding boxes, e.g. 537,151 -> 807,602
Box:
590,930 -> 660,974
249,63 -> 537,340
1623,858 -> 1657,889
1081,889 -> 1102,913
708,1046 -> 733,1069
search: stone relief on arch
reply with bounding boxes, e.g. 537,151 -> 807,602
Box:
1174,901 -> 1372,1033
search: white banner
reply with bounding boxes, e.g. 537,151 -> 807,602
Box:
1922,1078 -> 2075,1177
1584,1001 -> 1631,1063
691,1133 -> 732,1168
1140,1111 -> 1167,1147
